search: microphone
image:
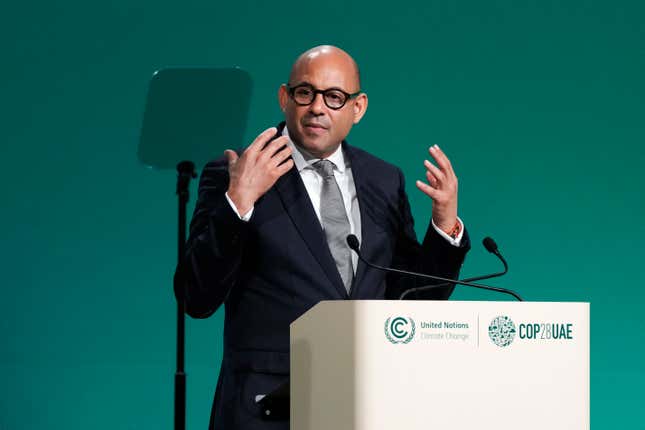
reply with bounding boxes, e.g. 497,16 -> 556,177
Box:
483,236 -> 508,273
346,234 -> 523,301
398,236 -> 509,299
483,236 -> 497,253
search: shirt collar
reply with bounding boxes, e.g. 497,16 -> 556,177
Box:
283,126 -> 347,173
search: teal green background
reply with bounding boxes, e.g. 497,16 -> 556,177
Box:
2,0 -> 644,428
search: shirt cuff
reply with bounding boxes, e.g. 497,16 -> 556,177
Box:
225,192 -> 254,222
431,217 -> 464,247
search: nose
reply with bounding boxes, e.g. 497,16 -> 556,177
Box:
308,92 -> 326,115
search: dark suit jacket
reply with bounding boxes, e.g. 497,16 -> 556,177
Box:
176,124 -> 470,429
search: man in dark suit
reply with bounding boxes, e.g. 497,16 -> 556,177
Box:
176,45 -> 470,429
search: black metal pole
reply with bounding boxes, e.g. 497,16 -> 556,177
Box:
175,161 -> 196,430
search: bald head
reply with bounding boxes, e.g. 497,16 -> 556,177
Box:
288,45 -> 361,90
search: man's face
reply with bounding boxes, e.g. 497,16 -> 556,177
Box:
278,54 -> 367,159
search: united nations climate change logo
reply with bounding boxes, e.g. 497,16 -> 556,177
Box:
384,316 -> 416,344
488,315 -> 516,347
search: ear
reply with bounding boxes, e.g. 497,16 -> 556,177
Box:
278,84 -> 289,112
352,93 -> 368,124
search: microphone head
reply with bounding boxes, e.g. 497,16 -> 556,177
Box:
482,237 -> 498,254
346,234 -> 360,251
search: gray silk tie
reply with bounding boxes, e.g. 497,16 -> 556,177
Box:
313,159 -> 354,293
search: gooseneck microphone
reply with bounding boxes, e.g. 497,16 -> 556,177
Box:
346,234 -> 523,301
399,236 -> 510,299
482,236 -> 508,275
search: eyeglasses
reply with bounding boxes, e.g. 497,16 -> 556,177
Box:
286,84 -> 361,110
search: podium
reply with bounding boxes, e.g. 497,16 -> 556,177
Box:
290,300 -> 589,430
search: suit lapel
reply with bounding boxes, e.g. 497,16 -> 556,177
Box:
274,156 -> 349,298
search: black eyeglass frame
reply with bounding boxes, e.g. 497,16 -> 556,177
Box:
286,83 -> 362,110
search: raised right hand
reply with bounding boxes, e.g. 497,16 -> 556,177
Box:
225,127 -> 294,216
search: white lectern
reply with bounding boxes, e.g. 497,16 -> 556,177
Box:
290,300 -> 589,430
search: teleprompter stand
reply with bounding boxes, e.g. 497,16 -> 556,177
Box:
138,67 -> 252,430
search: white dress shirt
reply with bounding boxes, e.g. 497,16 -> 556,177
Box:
225,127 -> 464,273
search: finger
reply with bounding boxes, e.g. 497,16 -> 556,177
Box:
416,180 -> 439,199
224,149 -> 238,166
424,159 -> 446,183
270,144 -> 293,166
248,127 -> 278,153
274,158 -> 295,176
260,136 -> 290,160
429,145 -> 455,176
425,169 -> 439,188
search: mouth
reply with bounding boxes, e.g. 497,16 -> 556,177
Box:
302,123 -> 328,135
303,123 -> 328,130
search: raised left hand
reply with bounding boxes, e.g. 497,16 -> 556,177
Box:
415,144 -> 459,234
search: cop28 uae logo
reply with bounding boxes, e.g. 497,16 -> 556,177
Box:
488,315 -> 516,347
384,316 -> 416,344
